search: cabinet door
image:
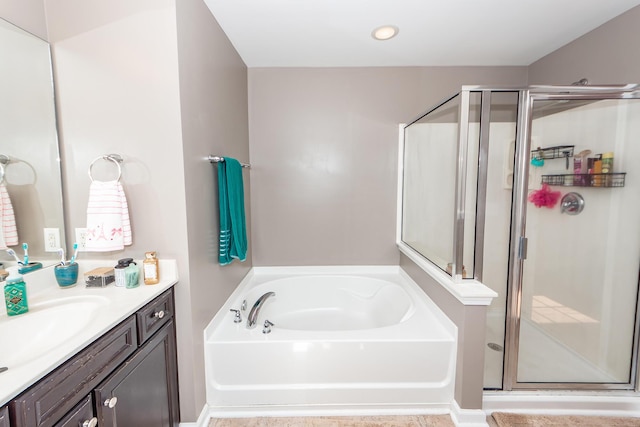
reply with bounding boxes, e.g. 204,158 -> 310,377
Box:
54,395 -> 97,427
95,320 -> 179,427
0,406 -> 9,427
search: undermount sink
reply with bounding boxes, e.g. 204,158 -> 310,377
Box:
0,295 -> 109,369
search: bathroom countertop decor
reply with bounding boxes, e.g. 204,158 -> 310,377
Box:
0,259 -> 178,406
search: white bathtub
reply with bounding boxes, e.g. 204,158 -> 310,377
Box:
204,266 -> 457,414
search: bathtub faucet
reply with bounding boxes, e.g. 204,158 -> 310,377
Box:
247,291 -> 275,329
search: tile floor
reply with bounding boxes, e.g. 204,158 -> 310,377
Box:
208,415 -> 456,427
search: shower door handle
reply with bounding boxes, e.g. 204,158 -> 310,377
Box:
518,236 -> 528,260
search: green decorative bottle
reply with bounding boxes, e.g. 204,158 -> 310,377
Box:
4,267 -> 28,316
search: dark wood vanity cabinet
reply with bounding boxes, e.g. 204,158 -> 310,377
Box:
9,288 -> 179,427
53,395 -> 95,427
0,406 -> 9,427
95,320 -> 178,426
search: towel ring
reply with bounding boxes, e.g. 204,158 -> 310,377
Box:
88,154 -> 123,182
0,155 -> 9,183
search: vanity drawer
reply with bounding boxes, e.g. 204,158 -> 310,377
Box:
136,289 -> 174,345
10,316 -> 137,427
53,394 -> 95,427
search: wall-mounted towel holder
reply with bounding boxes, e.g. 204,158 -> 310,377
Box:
88,154 -> 123,182
0,154 -> 10,183
207,155 -> 251,169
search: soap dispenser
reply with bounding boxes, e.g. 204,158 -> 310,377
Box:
114,258 -> 139,289
4,267 -> 28,316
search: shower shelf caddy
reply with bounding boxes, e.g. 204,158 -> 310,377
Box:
541,172 -> 626,187
531,145 -> 574,160
531,144 -> 627,188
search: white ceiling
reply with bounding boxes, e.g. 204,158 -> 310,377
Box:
203,0 -> 640,68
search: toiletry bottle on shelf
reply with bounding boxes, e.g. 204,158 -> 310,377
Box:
143,251 -> 159,285
602,152 -> 614,186
4,267 -> 28,316
592,154 -> 603,186
573,157 -> 583,186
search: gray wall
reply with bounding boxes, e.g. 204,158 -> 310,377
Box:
248,67 -> 527,267
176,0 -> 252,420
400,254 -> 488,409
529,5 -> 640,85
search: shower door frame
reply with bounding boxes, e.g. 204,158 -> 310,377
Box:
502,84 -> 640,391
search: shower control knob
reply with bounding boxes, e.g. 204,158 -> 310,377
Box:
560,192 -> 584,215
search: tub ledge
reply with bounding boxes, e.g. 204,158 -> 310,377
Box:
398,243 -> 498,306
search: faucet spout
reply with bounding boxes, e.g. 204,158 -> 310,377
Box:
247,291 -> 275,329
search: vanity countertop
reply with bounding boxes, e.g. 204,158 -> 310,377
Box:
0,259 -> 178,406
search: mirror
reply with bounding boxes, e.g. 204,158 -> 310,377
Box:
0,17 -> 66,271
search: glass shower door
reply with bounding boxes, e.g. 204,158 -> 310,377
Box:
513,96 -> 640,387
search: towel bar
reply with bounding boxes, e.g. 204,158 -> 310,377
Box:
207,155 -> 250,169
88,154 -> 123,182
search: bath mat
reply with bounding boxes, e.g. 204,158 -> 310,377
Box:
209,414 -> 454,427
491,412 -> 640,426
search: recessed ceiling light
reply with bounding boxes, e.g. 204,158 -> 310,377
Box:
372,25 -> 399,41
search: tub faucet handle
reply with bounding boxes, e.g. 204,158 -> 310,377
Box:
230,309 -> 242,323
263,319 -> 274,334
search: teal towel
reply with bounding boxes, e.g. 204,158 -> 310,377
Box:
218,158 -> 247,265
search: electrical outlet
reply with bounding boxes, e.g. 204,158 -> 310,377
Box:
75,228 -> 88,251
43,228 -> 60,252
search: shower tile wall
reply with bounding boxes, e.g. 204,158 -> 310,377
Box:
520,100 -> 640,382
483,100 -> 640,387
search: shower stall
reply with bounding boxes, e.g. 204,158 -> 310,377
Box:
400,84 -> 640,390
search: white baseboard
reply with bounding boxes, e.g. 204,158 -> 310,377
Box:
450,400 -> 489,427
189,401 -> 494,426
194,402 -> 451,424
179,404 -> 211,427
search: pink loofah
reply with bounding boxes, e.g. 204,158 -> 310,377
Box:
528,184 -> 562,208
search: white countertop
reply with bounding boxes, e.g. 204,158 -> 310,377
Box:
0,259 -> 178,406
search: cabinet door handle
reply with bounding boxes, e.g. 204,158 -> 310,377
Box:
82,417 -> 98,427
153,310 -> 166,319
104,396 -> 118,408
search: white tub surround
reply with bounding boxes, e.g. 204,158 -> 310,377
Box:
0,259 -> 178,405
204,266 -> 457,415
